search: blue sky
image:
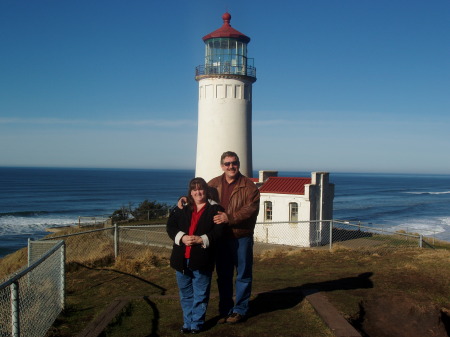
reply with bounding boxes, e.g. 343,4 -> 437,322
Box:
1,0 -> 449,174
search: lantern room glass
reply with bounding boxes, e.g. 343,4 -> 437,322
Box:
205,38 -> 249,75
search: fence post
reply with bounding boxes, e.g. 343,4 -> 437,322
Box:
11,281 -> 20,337
419,234 -> 423,248
60,242 -> 66,310
114,223 -> 119,259
329,220 -> 333,251
27,238 -> 31,267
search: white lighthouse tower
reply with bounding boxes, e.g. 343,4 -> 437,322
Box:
195,13 -> 256,182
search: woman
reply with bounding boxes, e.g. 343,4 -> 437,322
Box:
166,177 -> 224,334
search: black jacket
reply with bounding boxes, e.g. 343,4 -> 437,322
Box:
166,202 -> 224,272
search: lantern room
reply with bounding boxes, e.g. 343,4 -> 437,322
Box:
196,13 -> 256,79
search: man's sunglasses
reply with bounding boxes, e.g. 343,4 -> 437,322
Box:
223,161 -> 239,167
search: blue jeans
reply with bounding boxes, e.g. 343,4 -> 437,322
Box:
176,262 -> 212,330
216,236 -> 253,316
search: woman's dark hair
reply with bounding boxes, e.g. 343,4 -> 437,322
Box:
186,177 -> 209,209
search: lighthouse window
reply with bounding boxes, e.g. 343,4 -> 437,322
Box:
205,38 -> 248,75
264,201 -> 272,221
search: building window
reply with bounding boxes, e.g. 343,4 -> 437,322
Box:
264,201 -> 272,221
289,202 -> 298,223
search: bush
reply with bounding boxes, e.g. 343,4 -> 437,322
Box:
132,200 -> 169,220
111,205 -> 132,222
111,200 -> 170,222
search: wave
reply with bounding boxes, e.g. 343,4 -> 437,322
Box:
376,216 -> 450,241
0,215 -> 79,235
403,191 -> 450,195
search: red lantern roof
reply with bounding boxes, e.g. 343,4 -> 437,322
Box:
202,12 -> 250,43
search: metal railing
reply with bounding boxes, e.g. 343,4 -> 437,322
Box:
195,64 -> 256,78
0,240 -> 65,337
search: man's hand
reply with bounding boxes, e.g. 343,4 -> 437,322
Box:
177,197 -> 188,209
213,211 -> 229,224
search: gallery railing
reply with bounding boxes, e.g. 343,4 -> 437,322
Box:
195,64 -> 256,78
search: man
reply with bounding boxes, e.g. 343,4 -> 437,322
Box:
208,151 -> 260,324
178,151 -> 260,324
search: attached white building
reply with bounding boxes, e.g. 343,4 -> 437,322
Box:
254,171 -> 335,247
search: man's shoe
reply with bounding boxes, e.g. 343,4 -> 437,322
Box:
226,312 -> 245,324
191,328 -> 202,334
217,315 -> 228,324
180,327 -> 191,334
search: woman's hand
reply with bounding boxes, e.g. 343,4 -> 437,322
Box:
177,197 -> 188,209
181,235 -> 203,246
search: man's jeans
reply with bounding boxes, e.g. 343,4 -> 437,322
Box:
176,264 -> 212,330
216,236 -> 253,316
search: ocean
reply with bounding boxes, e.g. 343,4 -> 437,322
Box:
1,167 -> 450,257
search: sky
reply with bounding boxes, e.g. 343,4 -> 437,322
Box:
0,0 -> 449,174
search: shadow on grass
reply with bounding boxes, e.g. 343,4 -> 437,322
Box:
74,262 -> 167,295
248,272 -> 373,318
201,272 -> 373,331
441,309 -> 450,336
143,296 -> 160,337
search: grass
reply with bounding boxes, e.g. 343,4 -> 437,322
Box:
52,246 -> 450,336
1,226 -> 450,337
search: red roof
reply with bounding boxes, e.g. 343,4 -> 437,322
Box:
202,12 -> 250,43
259,177 -> 312,195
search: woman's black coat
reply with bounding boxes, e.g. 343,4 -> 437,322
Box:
166,202 -> 224,272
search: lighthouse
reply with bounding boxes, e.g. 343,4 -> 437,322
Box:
195,13 -> 256,182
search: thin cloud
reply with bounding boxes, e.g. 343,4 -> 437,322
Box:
254,119 -> 301,126
0,117 -> 196,128
104,119 -> 195,127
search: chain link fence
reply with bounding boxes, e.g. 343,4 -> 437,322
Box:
254,220 -> 427,252
43,225 -> 172,267
77,216 -> 110,228
44,227 -> 115,266
0,219 -> 436,337
115,225 -> 171,259
0,240 -> 65,337
329,220 -> 427,249
42,220 -> 431,265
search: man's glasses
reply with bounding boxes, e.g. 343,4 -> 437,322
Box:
223,161 -> 239,167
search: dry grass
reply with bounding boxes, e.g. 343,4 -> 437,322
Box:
0,247 -> 28,280
113,249 -> 169,274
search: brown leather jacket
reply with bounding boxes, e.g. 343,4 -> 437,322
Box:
208,173 -> 260,238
